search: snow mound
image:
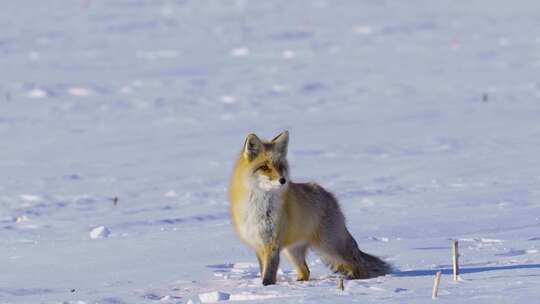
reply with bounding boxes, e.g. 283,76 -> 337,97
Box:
19,194 -> 42,202
198,291 -> 230,303
27,88 -> 49,98
229,292 -> 283,301
90,226 -> 111,239
67,87 -> 93,97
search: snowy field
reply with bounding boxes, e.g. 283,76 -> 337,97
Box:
1,0 -> 540,303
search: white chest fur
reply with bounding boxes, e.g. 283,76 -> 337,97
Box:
237,188 -> 283,248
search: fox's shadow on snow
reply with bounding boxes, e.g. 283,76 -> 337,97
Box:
393,263 -> 540,277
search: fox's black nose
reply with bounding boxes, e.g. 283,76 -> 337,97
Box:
279,178 -> 287,185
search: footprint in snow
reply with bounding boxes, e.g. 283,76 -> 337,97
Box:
495,249 -> 539,257
207,262 -> 261,280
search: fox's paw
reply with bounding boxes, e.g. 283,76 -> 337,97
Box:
262,278 -> 276,286
296,273 -> 310,281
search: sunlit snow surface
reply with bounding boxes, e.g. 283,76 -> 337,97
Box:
1,1 -> 540,303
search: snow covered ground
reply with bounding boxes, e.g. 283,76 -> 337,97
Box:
1,0 -> 540,303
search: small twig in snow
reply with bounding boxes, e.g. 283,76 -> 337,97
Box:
452,240 -> 459,281
432,271 -> 442,299
337,276 -> 344,291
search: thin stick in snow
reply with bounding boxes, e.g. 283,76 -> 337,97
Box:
452,240 -> 459,281
432,271 -> 442,299
337,277 -> 344,291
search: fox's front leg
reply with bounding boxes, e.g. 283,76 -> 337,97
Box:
258,245 -> 280,286
256,252 -> 263,276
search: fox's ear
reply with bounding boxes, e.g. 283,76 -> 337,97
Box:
272,130 -> 289,157
243,133 -> 263,161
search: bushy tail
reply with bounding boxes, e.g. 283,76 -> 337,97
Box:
319,230 -> 392,279
349,247 -> 392,279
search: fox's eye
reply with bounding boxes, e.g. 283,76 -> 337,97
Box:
257,165 -> 270,172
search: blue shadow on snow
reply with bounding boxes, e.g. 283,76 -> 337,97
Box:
393,263 -> 540,277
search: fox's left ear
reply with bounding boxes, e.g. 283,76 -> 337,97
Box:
271,130 -> 289,157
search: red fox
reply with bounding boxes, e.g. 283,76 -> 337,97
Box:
229,131 -> 391,285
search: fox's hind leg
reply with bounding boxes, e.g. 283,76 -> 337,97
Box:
314,235 -> 365,279
315,227 -> 390,279
284,243 -> 310,281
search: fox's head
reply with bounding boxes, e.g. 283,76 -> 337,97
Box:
241,131 -> 290,191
